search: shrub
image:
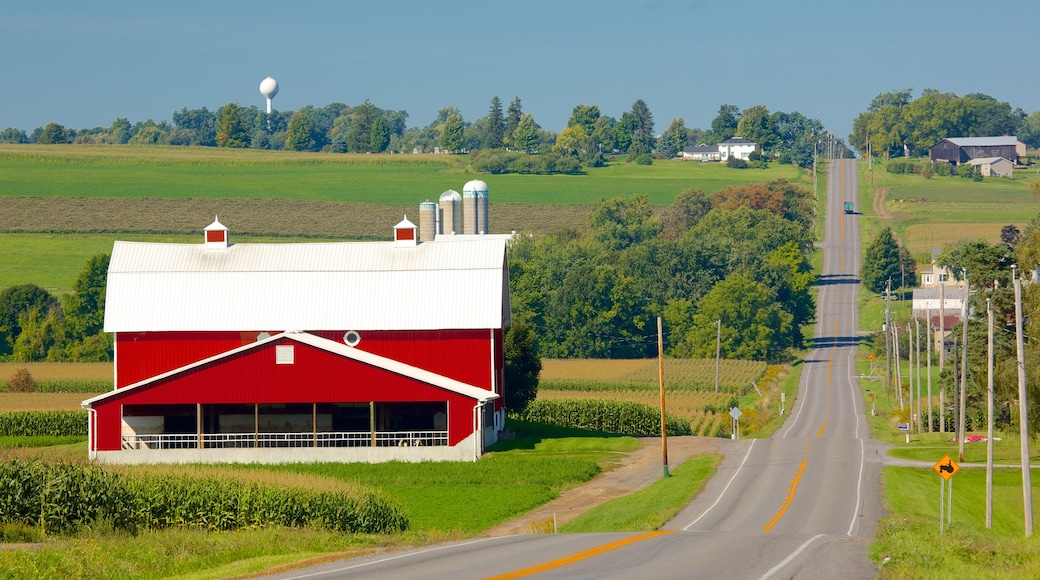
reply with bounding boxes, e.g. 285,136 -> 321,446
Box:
634,154 -> 653,166
7,369 -> 35,393
726,157 -> 748,169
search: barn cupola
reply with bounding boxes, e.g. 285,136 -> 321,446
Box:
204,216 -> 229,249
393,215 -> 418,248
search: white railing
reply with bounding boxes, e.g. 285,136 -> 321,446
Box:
123,430 -> 448,450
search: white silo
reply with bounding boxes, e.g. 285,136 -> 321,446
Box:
462,186 -> 478,235
438,189 -> 462,235
463,179 -> 488,235
418,201 -> 437,242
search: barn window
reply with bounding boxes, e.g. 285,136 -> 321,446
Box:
275,345 -> 294,364
343,330 -> 361,347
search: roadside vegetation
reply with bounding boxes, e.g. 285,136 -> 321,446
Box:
854,149 -> 1040,577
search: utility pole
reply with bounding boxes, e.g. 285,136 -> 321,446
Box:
927,310 -> 933,432
939,280 -> 946,369
1013,265 -> 1033,537
958,269 -> 969,463
908,322 -> 914,435
894,322 -> 903,409
986,297 -> 994,529
658,317 -> 669,479
915,316 -> 922,433
714,319 -> 722,394
885,278 -> 893,391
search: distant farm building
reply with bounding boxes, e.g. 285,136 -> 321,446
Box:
928,137 -> 1025,166
84,181 -> 512,465
681,138 -> 756,162
968,156 -> 1014,178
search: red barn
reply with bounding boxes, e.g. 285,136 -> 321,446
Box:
83,217 -> 511,464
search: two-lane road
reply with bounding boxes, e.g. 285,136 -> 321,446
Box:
267,159 -> 886,579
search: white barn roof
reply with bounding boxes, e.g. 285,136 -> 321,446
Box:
104,237 -> 511,332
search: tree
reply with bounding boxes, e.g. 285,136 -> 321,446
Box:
587,194 -> 663,252
0,284 -> 60,359
37,122 -> 70,144
484,96 -> 505,149
284,112 -> 316,151
504,321 -> 541,412
688,274 -> 794,362
370,116 -> 391,153
62,254 -> 109,340
665,117 -> 689,156
861,228 -> 906,294
440,113 -> 465,153
215,103 -> 249,148
512,114 -> 539,154
172,106 -> 217,146
0,127 -> 29,143
661,188 -> 712,240
109,118 -> 132,144
627,99 -> 655,155
568,104 -> 600,135
346,100 -> 381,153
736,105 -> 775,152
1001,225 -> 1021,248
709,104 -> 741,144
505,97 -> 523,147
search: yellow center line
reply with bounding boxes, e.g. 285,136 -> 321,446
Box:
763,455 -> 809,534
484,530 -> 675,579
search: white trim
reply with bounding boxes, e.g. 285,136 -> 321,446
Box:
82,331 -> 497,409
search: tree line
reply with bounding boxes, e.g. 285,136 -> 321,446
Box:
850,88 -> 1040,158
1,97 -> 846,171
508,179 -> 816,363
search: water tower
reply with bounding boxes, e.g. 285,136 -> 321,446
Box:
259,77 -> 279,114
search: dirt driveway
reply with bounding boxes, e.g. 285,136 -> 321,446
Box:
484,436 -> 725,536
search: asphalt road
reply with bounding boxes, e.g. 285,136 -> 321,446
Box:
266,159 -> 886,579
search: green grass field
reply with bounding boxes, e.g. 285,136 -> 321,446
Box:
0,144 -> 807,294
0,144 -> 805,205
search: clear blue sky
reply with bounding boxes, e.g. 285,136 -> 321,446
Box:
3,0 -> 1037,142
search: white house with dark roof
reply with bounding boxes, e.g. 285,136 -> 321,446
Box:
718,137 -> 756,161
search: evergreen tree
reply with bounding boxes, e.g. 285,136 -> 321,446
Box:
861,228 -> 905,294
485,96 -> 505,149
505,97 -> 523,147
628,99 -> 655,155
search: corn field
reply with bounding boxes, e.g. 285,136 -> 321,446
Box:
0,459 -> 408,536
0,411 -> 86,437
540,358 -> 768,391
513,399 -> 691,436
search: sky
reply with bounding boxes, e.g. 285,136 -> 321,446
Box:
2,0 -> 1038,143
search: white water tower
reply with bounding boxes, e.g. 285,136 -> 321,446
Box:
259,77 -> 279,114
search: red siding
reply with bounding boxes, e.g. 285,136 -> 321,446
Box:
115,332 -> 257,387
93,338 -> 481,451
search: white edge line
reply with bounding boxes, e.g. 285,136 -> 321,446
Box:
682,439 -> 757,531
281,536 -> 512,579
782,358 -> 812,438
758,533 -> 826,580
847,350 -> 866,537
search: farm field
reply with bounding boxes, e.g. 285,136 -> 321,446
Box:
538,359 -> 784,437
0,145 -> 805,206
0,144 -> 807,294
857,158 -> 1040,262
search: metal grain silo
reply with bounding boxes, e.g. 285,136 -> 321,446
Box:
418,201 -> 437,242
463,179 -> 489,235
438,189 -> 462,235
